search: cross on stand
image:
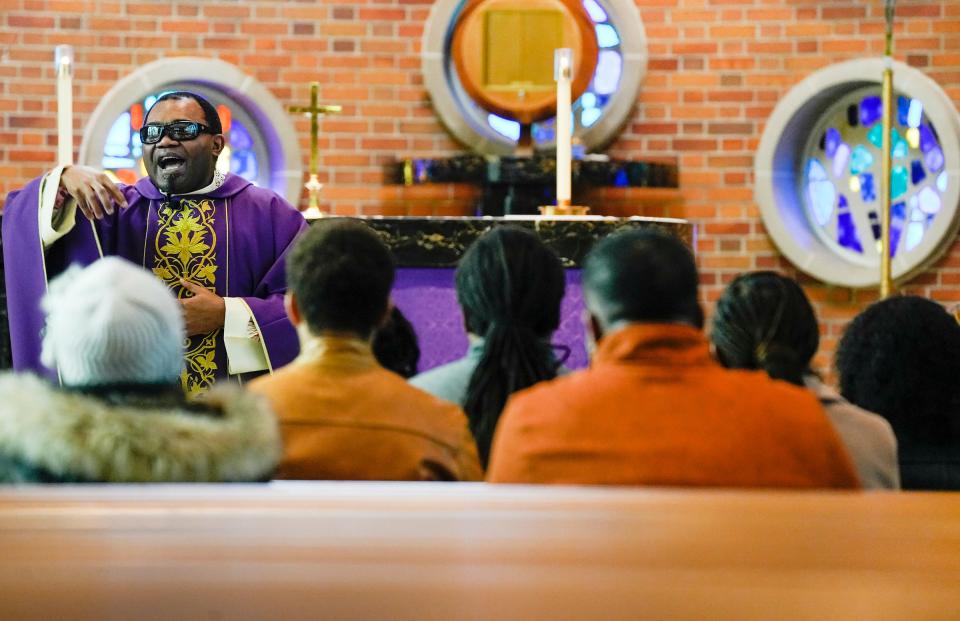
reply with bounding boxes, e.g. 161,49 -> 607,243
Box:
289,82 -> 342,217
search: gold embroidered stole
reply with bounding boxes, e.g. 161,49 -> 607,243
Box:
152,198 -> 220,395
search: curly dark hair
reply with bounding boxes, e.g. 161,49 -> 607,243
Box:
286,219 -> 395,339
836,296 -> 960,445
457,226 -> 565,468
711,271 -> 819,386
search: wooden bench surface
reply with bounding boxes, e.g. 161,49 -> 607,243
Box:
0,483 -> 958,620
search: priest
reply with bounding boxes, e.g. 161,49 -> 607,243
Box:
2,91 -> 308,393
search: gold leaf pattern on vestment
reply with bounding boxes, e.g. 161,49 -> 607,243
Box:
154,198 -> 219,395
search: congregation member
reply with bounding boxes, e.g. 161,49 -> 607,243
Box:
486,229 -> 860,489
3,91 -> 307,395
412,226 -> 567,468
0,257 -> 281,483
836,296 -> 960,490
711,271 -> 899,490
249,219 -> 482,481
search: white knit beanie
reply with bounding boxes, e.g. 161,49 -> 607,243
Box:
40,257 -> 185,386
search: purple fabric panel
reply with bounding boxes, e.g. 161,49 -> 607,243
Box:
392,268 -> 588,374
2,177 -> 50,376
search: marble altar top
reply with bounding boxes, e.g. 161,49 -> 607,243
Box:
357,216 -> 692,268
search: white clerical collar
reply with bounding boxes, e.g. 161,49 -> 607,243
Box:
182,169 -> 227,196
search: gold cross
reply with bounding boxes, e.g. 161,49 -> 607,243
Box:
289,82 -> 341,213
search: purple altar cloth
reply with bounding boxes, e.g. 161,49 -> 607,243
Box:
392,268 -> 588,374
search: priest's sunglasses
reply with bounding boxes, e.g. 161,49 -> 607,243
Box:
139,121 -> 213,145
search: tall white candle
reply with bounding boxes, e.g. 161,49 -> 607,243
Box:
555,48 -> 573,206
55,45 -> 74,167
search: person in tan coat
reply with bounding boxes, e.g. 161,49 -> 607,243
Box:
486,229 -> 859,489
248,220 -> 481,481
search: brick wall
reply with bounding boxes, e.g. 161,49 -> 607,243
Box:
1,0 -> 958,375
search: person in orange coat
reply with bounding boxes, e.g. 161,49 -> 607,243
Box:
248,220 -> 482,482
486,229 -> 859,489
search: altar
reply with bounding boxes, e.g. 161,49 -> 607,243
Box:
363,215 -> 692,372
0,216 -> 692,374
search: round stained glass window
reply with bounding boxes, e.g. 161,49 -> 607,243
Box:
802,87 -> 948,265
423,0 -> 646,155
101,87 -> 268,189
755,59 -> 960,288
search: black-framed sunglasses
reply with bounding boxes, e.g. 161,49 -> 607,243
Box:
139,121 -> 212,145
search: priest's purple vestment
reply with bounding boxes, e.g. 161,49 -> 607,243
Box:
2,172 -> 307,392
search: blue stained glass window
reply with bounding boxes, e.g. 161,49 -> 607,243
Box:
917,186 -> 942,215
581,107 -> 603,127
859,173 -> 876,202
860,96 -> 883,126
804,87 -> 948,262
488,114 -> 521,141
832,143 -> 850,178
595,24 -> 620,48
593,50 -> 622,95
837,194 -> 864,253
582,0 -> 607,21
806,158 -> 836,226
850,145 -> 874,175
891,165 -> 909,199
104,113 -> 132,157
925,146 -> 945,174
911,160 -> 926,185
824,127 -> 841,158
907,99 -> 923,128
897,96 -> 910,126
868,210 -> 882,240
890,201 -> 906,257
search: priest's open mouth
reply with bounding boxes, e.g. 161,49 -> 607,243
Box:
158,156 -> 186,171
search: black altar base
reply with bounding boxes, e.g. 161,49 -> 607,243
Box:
388,154 -> 679,216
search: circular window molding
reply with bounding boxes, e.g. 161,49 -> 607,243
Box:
79,57 -> 303,203
755,58 -> 960,288
422,0 -> 647,155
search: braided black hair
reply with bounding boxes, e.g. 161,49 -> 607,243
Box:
711,271 -> 819,386
456,227 -> 565,468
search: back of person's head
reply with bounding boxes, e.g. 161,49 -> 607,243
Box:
286,219 -> 396,339
711,271 -> 818,386
41,257 -> 184,387
836,295 -> 960,445
372,306 -> 421,379
456,226 -> 566,467
583,228 -> 702,331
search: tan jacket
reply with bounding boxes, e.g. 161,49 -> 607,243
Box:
487,324 -> 860,489
249,336 -> 482,481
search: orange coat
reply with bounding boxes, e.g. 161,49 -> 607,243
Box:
249,336 -> 482,481
487,324 -> 860,489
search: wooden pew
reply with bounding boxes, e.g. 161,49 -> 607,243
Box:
0,483 -> 958,620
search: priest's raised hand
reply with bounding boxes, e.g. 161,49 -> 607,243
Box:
58,164 -> 128,220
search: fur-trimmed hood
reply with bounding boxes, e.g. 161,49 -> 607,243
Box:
0,374 -> 281,483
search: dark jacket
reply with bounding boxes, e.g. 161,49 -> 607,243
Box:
0,374 -> 281,483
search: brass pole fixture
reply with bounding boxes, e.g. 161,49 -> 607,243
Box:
879,0 -> 896,298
